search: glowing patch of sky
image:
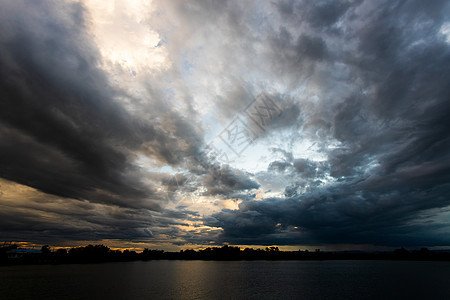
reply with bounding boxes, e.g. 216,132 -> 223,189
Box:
440,22 -> 450,43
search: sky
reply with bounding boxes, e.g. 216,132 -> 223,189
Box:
0,0 -> 450,251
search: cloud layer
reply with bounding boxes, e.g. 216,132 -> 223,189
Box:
0,0 -> 449,248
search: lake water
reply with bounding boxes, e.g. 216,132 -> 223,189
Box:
1,260 -> 450,299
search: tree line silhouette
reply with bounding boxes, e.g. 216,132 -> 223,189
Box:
1,243 -> 449,265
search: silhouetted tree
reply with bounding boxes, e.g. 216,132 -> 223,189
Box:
55,248 -> 67,255
41,245 -> 51,254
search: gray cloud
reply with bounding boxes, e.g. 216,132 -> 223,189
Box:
201,164 -> 260,196
0,0 -> 158,208
204,0 -> 450,247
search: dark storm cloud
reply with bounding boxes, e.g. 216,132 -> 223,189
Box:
268,160 -> 291,173
0,0 -> 158,208
244,93 -> 305,138
163,162 -> 259,199
0,0 -> 210,210
201,164 -> 259,196
207,179 -> 450,247
0,177 -> 204,245
265,28 -> 328,82
136,94 -> 206,166
276,0 -> 354,29
0,192 -> 156,243
206,0 -> 450,247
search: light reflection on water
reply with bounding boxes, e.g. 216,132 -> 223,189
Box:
1,260 -> 450,299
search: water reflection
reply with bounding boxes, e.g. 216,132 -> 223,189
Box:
1,260 -> 450,299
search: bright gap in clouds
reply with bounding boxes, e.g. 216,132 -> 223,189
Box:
83,0 -> 167,75
82,0 -> 327,195
440,22 -> 450,43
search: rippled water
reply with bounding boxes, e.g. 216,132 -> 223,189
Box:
1,260 -> 450,299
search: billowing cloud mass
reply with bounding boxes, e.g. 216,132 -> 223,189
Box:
0,0 -> 449,249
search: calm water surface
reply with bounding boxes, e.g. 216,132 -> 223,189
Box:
1,260 -> 450,299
